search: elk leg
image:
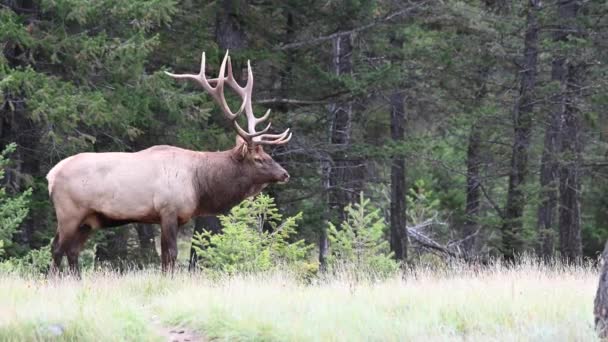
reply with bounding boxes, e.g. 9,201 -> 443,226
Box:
50,214 -> 85,277
66,225 -> 93,278
50,232 -> 64,275
160,214 -> 178,274
66,251 -> 80,277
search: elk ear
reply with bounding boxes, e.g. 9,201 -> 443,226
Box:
233,136 -> 249,161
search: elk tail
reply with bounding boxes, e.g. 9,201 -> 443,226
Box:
46,156 -> 75,197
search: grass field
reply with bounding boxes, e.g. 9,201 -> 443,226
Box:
0,259 -> 600,341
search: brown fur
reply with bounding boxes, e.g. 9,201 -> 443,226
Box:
47,138 -> 289,275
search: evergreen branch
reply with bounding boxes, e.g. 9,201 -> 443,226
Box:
479,182 -> 505,219
275,3 -> 426,51
256,98 -> 330,105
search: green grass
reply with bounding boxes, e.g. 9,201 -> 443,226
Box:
0,260 -> 600,341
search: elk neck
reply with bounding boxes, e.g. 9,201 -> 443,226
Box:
192,149 -> 266,216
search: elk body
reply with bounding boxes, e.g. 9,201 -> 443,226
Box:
47,51 -> 292,275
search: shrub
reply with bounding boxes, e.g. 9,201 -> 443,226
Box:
0,243 -> 52,275
191,194 -> 315,275
0,143 -> 32,259
326,193 -> 399,278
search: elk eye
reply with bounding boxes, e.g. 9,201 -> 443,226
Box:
254,158 -> 263,164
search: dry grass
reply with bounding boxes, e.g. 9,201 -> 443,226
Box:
0,259 -> 600,341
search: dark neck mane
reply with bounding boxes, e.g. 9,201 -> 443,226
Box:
193,150 -> 263,216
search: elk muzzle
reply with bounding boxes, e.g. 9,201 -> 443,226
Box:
276,166 -> 290,184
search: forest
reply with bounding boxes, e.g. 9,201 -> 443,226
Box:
2,0 -> 608,340
1,0 -> 607,270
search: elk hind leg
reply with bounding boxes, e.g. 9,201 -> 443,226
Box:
66,225 -> 93,278
50,215 -> 86,277
160,214 -> 178,274
50,232 -> 64,275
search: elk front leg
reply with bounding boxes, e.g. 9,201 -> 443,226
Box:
160,214 -> 178,274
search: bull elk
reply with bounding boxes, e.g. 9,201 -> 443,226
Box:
47,51 -> 292,275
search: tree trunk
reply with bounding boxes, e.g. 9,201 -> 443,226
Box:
535,55 -> 564,262
95,228 -> 130,270
558,63 -> 584,264
189,216 -> 222,270
462,64 -> 491,257
536,119 -> 559,260
463,122 -> 482,256
594,241 -> 608,338
134,224 -> 158,267
327,35 -> 365,219
549,0 -> 583,264
536,0 -> 581,263
215,0 -> 248,51
389,91 -> 407,261
500,1 -> 540,260
320,33 -> 366,268
318,224 -> 329,271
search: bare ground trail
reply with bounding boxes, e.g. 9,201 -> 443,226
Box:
150,315 -> 205,342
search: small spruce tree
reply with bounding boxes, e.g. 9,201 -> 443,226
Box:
327,193 -> 399,278
191,194 -> 314,275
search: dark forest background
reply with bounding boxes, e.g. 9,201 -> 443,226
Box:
1,0 -> 607,269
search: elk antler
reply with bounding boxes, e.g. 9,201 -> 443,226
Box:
165,51 -> 292,146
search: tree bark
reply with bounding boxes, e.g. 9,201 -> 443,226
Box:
462,64 -> 491,257
536,119 -> 560,260
95,228 -> 130,270
389,90 -> 407,261
320,33 -> 366,268
134,224 -> 158,267
500,1 -> 540,260
463,122 -> 482,256
536,40 -> 566,262
318,224 -> 329,271
215,0 -> 248,51
558,63 -> 584,264
594,241 -> 608,338
548,0 -> 583,264
327,35 -> 365,219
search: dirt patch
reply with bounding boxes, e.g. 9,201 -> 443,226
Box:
158,327 -> 204,342
151,316 -> 206,342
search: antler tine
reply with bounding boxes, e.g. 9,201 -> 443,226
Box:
214,51 -> 249,121
259,132 -> 293,145
166,50 -> 292,146
254,128 -> 292,145
207,55 -> 248,97
244,61 -> 269,127
234,121 -> 272,139
197,51 -> 206,78
256,128 -> 290,140
164,51 -> 245,121
255,109 -> 271,125
164,52 -> 211,91
239,59 -> 276,141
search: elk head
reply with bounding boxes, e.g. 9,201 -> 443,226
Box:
165,51 -> 291,184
